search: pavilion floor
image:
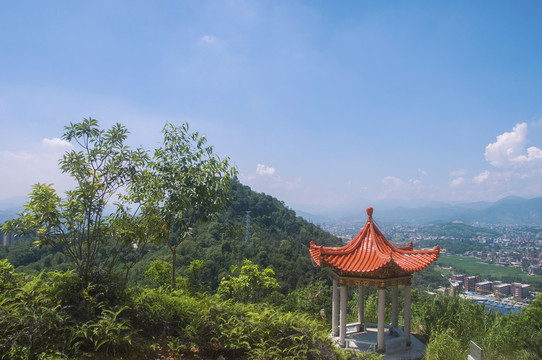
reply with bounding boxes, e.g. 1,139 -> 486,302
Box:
331,325 -> 426,360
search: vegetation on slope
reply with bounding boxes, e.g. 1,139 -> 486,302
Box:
0,259 -> 379,360
415,291 -> 542,359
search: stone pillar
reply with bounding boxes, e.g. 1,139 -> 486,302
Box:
392,284 -> 399,329
377,287 -> 386,353
357,285 -> 364,332
404,284 -> 411,346
340,284 -> 347,346
332,279 -> 339,336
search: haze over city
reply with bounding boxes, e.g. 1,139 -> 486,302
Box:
2,1 -> 542,211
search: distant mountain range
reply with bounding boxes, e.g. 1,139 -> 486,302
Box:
294,196 -> 542,225
0,197 -> 24,224
3,193 -> 542,226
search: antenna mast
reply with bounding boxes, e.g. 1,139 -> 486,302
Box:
245,210 -> 251,245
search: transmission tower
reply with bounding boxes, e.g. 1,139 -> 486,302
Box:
245,210 -> 251,245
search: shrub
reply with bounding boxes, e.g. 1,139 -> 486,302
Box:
0,271 -> 75,359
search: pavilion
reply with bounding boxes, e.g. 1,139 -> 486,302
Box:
309,207 -> 440,355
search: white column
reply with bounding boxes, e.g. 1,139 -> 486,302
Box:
377,287 -> 386,353
404,284 -> 412,346
357,285 -> 365,332
392,285 -> 399,329
332,279 -> 339,336
339,284 -> 347,346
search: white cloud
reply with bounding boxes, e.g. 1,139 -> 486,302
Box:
408,178 -> 423,191
238,164 -> 303,203
256,164 -> 275,175
0,144 -> 74,199
199,35 -> 227,48
450,177 -> 465,187
42,137 -> 73,149
485,122 -> 542,167
382,176 -> 402,190
473,170 -> 490,184
450,169 -> 467,177
418,168 -> 428,178
376,175 -> 426,200
200,35 -> 218,44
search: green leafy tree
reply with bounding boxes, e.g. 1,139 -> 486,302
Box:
508,293 -> 542,355
1,119 -> 148,282
147,123 -> 237,288
218,259 -> 280,303
144,260 -> 173,289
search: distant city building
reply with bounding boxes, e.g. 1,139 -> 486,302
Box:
512,283 -> 530,301
451,274 -> 466,284
494,283 -> 512,297
450,282 -> 460,294
475,281 -> 493,295
465,275 -> 480,292
529,264 -> 542,276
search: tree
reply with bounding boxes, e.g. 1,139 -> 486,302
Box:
1,118 -> 148,282
217,259 -> 280,303
147,123 -> 237,288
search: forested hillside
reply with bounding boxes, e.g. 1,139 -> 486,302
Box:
0,180 -> 342,294
129,179 -> 343,292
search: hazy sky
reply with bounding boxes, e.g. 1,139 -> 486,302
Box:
2,1 -> 542,209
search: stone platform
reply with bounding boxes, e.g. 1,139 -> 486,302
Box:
332,324 -> 426,360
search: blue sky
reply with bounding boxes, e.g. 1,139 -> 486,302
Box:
1,1 -> 542,209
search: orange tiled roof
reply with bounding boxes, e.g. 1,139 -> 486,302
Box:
309,207 -> 440,276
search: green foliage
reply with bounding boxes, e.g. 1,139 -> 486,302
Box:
45,269 -> 131,328
507,294 -> 542,356
416,294 -> 493,347
185,258 -> 207,293
424,328 -> 464,360
162,180 -> 343,294
3,177 -> 342,297
73,307 -> 137,356
131,287 -> 199,336
218,259 -> 280,303
144,260 -> 173,289
0,258 -> 23,291
1,118 -> 149,283
413,292 -> 542,359
8,255 -> 542,360
141,122 -> 238,289
130,287 -> 369,359
184,294 -> 368,359
284,280 -> 331,316
0,271 -> 74,359
412,264 -> 448,290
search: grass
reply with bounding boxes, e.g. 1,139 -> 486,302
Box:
438,255 -> 524,278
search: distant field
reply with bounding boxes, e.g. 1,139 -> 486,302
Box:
437,255 -> 542,289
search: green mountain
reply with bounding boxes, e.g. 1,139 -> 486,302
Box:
0,180 -> 342,293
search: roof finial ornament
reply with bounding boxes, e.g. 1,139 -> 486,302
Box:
367,206 -> 373,220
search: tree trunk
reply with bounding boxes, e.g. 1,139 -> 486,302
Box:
171,247 -> 177,289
